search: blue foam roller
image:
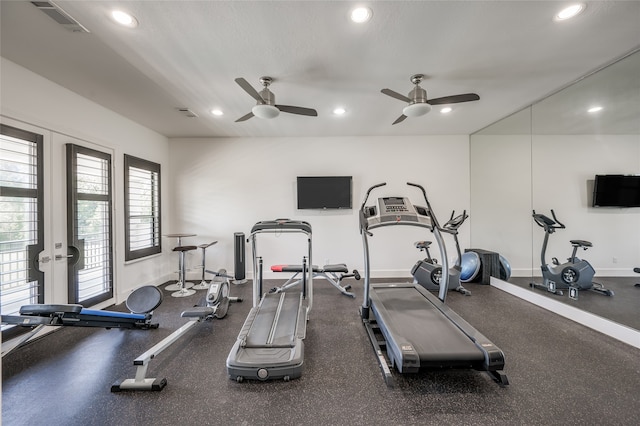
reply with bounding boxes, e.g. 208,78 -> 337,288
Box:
499,255 -> 512,280
460,252 -> 481,283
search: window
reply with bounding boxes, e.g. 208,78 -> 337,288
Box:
124,155 -> 161,260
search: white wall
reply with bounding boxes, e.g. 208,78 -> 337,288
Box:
1,57 -> 172,304
470,134 -> 533,276
168,135 -> 471,279
470,132 -> 640,277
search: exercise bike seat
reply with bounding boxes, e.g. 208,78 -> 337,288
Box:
414,241 -> 432,250
570,239 -> 592,248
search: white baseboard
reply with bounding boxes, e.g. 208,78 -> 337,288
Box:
490,277 -> 640,349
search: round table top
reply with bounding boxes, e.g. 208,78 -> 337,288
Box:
164,233 -> 196,238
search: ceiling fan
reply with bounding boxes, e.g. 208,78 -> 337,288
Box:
234,76 -> 318,122
381,74 -> 480,125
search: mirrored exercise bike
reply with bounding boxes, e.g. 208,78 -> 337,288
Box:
530,209 -> 613,297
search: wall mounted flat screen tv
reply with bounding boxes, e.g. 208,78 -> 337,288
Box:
297,176 -> 352,209
592,174 -> 640,207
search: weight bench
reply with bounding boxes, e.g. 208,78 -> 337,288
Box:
1,285 -> 162,358
270,263 -> 360,298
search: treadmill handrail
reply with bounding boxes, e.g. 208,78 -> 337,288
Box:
251,219 -> 312,234
359,182 -> 450,306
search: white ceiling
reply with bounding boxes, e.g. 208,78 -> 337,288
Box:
1,1 -> 639,138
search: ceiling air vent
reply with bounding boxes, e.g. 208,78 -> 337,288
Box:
31,1 -> 90,33
177,108 -> 199,118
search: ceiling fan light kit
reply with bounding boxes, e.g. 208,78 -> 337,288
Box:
403,103 -> 431,117
252,104 -> 280,119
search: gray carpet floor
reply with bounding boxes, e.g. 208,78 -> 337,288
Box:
3,276 -> 639,425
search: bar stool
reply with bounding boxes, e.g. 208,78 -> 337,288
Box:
193,241 -> 218,290
164,233 -> 196,291
171,245 -> 197,297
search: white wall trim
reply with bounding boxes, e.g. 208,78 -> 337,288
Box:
490,277 -> 640,349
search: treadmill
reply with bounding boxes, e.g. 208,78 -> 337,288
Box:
359,182 -> 508,387
226,219 -> 312,382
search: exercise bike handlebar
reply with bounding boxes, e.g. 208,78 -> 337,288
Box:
442,210 -> 468,234
532,209 -> 566,231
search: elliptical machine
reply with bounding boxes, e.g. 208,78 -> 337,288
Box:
530,209 -> 613,297
411,210 -> 471,295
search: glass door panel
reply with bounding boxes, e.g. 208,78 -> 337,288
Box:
66,144 -> 113,306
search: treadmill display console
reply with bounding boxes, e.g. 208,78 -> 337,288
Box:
362,197 -> 432,229
381,197 -> 412,213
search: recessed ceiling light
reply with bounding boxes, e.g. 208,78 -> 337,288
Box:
555,4 -> 585,21
211,109 -> 223,116
440,107 -> 452,114
333,107 -> 346,115
350,7 -> 373,23
587,106 -> 603,113
111,10 -> 138,28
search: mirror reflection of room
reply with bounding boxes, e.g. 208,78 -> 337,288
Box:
470,48 -> 640,332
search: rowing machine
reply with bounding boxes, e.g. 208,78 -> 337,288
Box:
111,275 -> 241,391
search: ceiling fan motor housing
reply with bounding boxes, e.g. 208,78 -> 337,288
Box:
259,88 -> 275,106
409,86 -> 428,104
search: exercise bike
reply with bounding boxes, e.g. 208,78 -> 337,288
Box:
411,210 -> 471,295
530,209 -> 613,297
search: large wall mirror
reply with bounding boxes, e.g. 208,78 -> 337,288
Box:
470,48 -> 640,332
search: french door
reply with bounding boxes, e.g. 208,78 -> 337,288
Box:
66,144 -> 113,306
0,124 -> 45,322
1,120 -> 115,338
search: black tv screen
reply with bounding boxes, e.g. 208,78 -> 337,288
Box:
297,176 -> 352,209
592,175 -> 640,207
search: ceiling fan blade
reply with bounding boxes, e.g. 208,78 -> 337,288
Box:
276,105 -> 318,117
235,111 -> 254,122
392,114 -> 408,125
427,93 -> 480,105
235,78 -> 264,103
381,88 -> 411,103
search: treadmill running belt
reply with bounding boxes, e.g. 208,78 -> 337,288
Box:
244,292 -> 300,348
372,285 -> 484,365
